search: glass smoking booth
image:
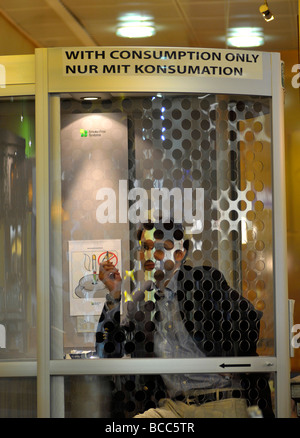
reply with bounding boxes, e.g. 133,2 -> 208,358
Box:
0,47 -> 290,417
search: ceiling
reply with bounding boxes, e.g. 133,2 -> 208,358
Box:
0,0 -> 298,52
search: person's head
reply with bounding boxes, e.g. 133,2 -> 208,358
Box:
136,220 -> 189,281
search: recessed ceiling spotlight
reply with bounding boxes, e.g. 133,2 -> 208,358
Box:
227,27 -> 264,48
71,93 -> 111,101
116,13 -> 156,38
259,1 -> 275,22
81,97 -> 98,101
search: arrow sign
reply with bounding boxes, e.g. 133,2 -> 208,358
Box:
220,363 -> 251,368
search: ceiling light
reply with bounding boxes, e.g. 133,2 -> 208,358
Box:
227,27 -> 264,48
117,23 -> 156,38
116,13 -> 156,38
71,93 -> 111,101
259,1 -> 275,22
81,97 -> 98,101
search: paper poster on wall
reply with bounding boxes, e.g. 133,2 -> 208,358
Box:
69,239 -> 122,316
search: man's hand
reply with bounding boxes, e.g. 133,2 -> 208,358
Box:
99,261 -> 122,301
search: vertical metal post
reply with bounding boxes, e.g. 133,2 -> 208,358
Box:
35,48 -> 51,418
272,53 -> 291,417
49,94 -> 65,417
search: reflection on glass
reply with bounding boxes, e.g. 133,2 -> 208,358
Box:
0,378 -> 37,418
0,98 -> 36,359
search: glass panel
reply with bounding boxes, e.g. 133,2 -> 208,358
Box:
0,97 -> 36,360
51,92 -> 273,360
0,377 -> 37,417
50,92 -> 275,418
63,373 -> 275,418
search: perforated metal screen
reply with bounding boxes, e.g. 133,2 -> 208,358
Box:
57,92 -> 274,417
